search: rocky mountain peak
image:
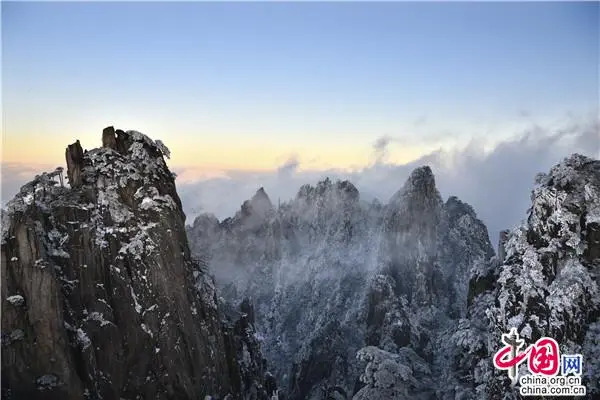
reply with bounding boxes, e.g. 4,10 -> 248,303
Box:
525,153 -> 600,260
192,212 -> 220,229
246,187 -> 274,217
2,128 -> 273,400
296,178 -> 359,205
387,165 -> 442,219
407,164 -> 435,185
473,153 -> 600,398
390,165 -> 438,203
255,186 -> 268,198
231,188 -> 276,233
384,166 -> 443,240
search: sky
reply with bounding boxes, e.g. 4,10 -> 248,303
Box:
1,1 -> 599,243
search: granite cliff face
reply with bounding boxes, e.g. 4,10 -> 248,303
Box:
456,154 -> 600,399
1,128 -> 275,400
188,154 -> 600,399
187,167 -> 495,399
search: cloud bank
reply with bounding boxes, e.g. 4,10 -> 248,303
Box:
176,115 -> 599,246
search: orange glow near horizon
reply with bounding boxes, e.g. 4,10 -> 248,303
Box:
2,131 -> 435,178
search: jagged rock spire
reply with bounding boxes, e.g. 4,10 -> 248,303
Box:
251,187 -> 273,211
102,126 -> 117,149
65,140 -> 84,188
497,229 -> 510,262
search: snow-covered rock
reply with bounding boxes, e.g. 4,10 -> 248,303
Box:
1,127 -> 272,400
188,166 -> 494,399
6,295 -> 25,307
460,153 -> 600,399
188,152 -> 599,400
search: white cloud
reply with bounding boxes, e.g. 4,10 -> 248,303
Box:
177,114 -> 599,246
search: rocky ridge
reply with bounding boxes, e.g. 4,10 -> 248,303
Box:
460,154 -> 600,399
1,127 -> 276,400
187,166 -> 495,399
188,154 -> 600,400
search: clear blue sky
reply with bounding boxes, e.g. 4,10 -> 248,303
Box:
2,1 -> 598,171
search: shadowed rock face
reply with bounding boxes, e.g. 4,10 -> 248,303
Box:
102,126 -> 117,150
1,128 -> 272,400
65,141 -> 84,189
